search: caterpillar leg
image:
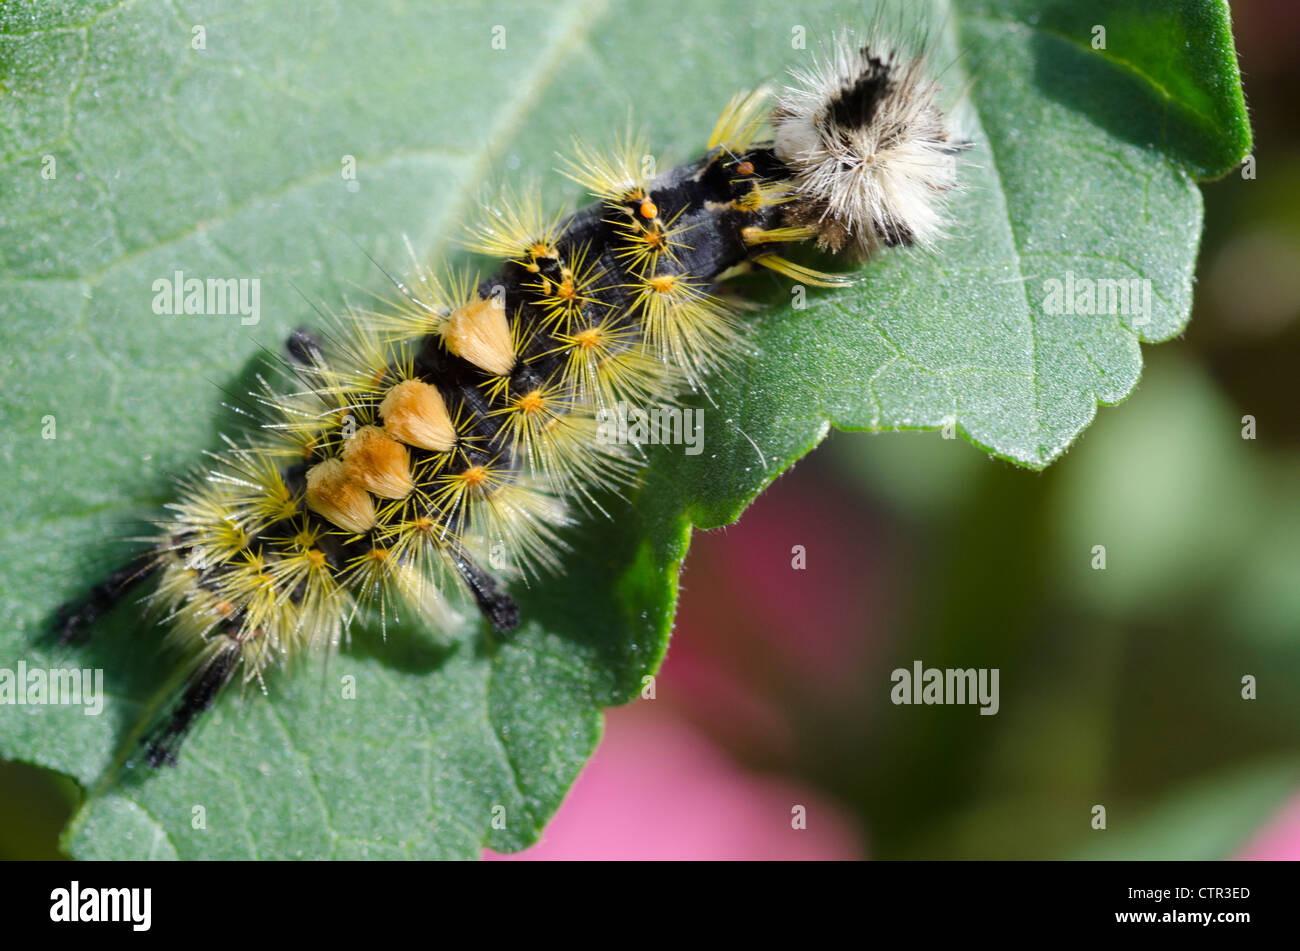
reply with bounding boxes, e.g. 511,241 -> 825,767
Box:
448,545 -> 519,633
144,640 -> 241,768
54,556 -> 156,646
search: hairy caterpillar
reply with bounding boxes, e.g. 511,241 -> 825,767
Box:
56,29 -> 964,767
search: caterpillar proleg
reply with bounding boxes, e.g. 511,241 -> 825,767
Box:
57,28 -> 965,767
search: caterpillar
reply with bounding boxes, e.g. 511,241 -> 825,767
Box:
55,29 -> 964,767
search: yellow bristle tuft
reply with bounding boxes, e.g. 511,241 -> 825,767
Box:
484,381 -> 635,504
212,551 -> 285,669
540,316 -> 682,410
372,505 -> 457,583
164,479 -> 251,570
559,129 -> 651,203
523,243 -> 612,334
464,184 -> 567,262
362,257 -> 476,348
468,478 -> 572,577
740,224 -> 820,246
708,86 -> 772,154
265,520 -> 349,656
423,454 -> 503,531
608,203 -> 692,276
627,271 -> 741,385
735,178 -> 794,212
527,411 -> 637,512
337,540 -> 435,638
205,436 -> 302,534
752,253 -> 855,287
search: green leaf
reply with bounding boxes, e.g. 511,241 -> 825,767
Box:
0,0 -> 1249,858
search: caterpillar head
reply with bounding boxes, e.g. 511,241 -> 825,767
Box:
772,36 -> 964,256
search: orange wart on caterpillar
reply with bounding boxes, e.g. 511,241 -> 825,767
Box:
55,30 -> 965,767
